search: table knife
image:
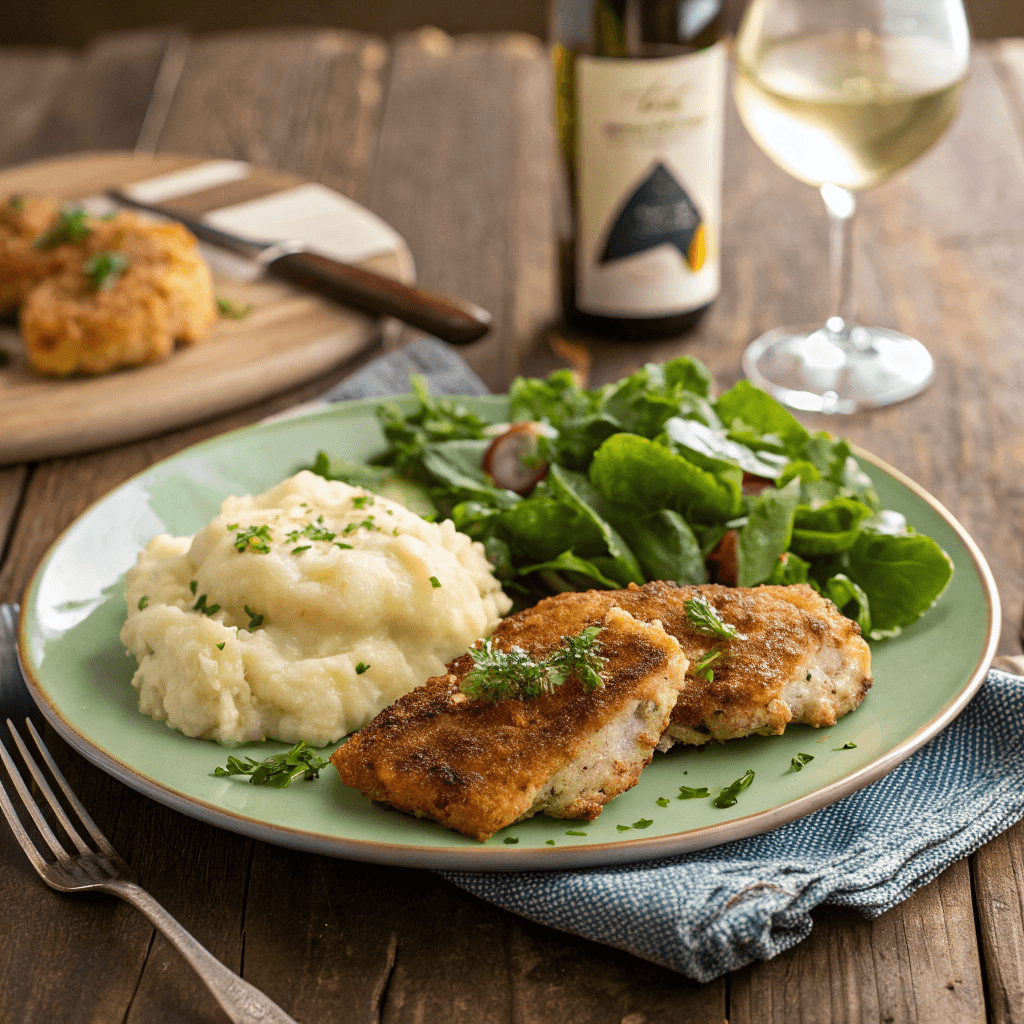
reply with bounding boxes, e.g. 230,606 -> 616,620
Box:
105,189 -> 491,345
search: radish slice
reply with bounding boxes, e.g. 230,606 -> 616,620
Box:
706,529 -> 739,586
741,472 -> 775,497
482,422 -> 549,494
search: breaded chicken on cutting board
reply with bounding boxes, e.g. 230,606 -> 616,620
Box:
331,606 -> 689,841
497,581 -> 872,747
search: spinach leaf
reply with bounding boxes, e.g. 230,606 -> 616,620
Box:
589,433 -> 743,524
376,375 -> 489,479
821,573 -> 872,634
841,456 -> 881,509
421,441 -> 519,510
451,500 -> 503,539
599,360 -> 718,437
790,497 -> 875,556
715,380 -> 810,452
736,478 -> 801,586
799,433 -> 850,482
764,550 -> 811,585
483,536 -> 514,578
546,465 -> 645,586
609,508 -> 708,585
518,550 -> 623,590
542,412 -> 622,471
844,532 -> 953,638
498,488 -> 603,564
663,355 -> 714,397
662,417 -> 790,478
860,509 -> 909,535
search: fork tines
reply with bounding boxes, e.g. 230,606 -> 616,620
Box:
0,718 -> 119,875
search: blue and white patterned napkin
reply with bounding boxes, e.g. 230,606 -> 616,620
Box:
316,341 -> 1024,983
443,668 -> 1024,981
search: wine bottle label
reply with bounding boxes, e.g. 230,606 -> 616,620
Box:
575,43 -> 725,318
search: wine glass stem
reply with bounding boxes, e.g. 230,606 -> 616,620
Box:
821,183 -> 859,342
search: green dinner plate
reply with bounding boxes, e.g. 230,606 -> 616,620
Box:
18,395 -> 1000,870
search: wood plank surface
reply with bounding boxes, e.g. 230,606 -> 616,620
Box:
954,43 -> 1024,1024
2,27 -> 1024,1024
565,43 -> 1024,1023
0,27 -> 390,1023
0,48 -> 74,168
369,29 -> 558,390
0,30 -> 173,166
153,28 -> 389,206
730,862 -> 985,1024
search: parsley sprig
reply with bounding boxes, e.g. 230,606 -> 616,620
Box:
285,521 -> 337,544
713,770 -> 755,809
215,296 -> 255,320
193,593 -> 221,616
34,207 -> 93,250
83,250 -> 129,291
685,597 -> 747,683
230,524 -> 272,553
213,740 -> 327,787
691,647 -> 728,682
684,596 -> 746,640
460,626 -> 605,702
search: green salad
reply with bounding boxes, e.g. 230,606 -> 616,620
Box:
309,357 -> 953,641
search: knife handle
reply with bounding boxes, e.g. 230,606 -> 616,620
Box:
268,251 -> 491,345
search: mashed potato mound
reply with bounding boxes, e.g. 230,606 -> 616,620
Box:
120,470 -> 512,745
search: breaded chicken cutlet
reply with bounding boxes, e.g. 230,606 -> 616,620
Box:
331,606 -> 689,841
0,195 -> 76,313
21,211 -> 215,375
496,581 -> 872,747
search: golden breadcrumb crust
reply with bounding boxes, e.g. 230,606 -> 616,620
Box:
331,606 -> 687,841
497,581 -> 873,741
20,212 -> 215,375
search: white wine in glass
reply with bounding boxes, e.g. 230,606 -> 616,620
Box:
734,0 -> 970,413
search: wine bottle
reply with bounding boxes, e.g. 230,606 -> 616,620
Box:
552,0 -> 726,339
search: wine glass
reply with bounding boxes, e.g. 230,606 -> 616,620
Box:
733,0 -> 970,413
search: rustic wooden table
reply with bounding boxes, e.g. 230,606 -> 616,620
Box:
1,25 -> 1024,1024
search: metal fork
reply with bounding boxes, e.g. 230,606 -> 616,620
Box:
0,718 -> 300,1024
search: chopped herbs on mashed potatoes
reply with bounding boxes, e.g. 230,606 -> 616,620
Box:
120,470 -> 511,746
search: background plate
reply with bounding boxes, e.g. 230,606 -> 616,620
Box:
18,394 -> 1000,870
0,151 -> 414,464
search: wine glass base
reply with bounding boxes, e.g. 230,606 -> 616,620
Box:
741,324 -> 935,414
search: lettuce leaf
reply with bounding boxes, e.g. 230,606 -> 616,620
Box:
589,433 -> 743,524
821,573 -> 872,635
791,497 -> 875,556
608,508 -> 708,585
715,380 -> 810,452
662,417 -> 790,478
844,532 -> 954,638
736,478 -> 801,587
545,465 -> 645,586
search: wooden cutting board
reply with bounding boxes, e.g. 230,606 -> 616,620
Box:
0,151 -> 415,464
